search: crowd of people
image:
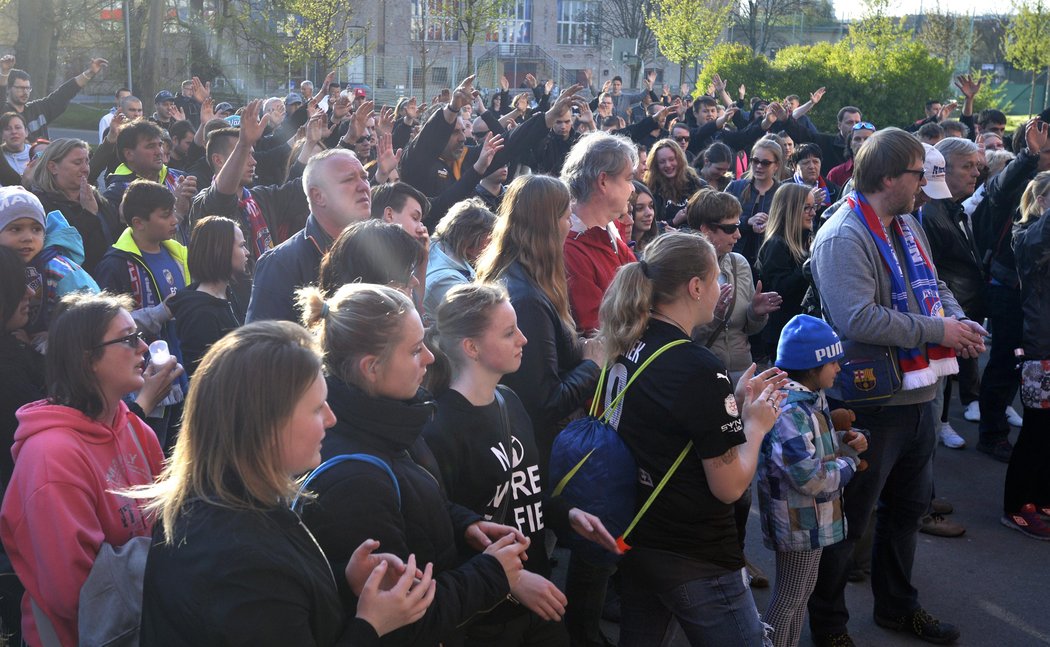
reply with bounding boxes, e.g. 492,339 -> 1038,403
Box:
0,52 -> 1046,647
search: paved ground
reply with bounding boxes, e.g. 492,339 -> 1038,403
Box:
554,396 -> 1050,647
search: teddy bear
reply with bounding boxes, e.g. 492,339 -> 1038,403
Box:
831,408 -> 868,472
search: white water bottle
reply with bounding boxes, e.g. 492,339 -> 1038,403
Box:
149,340 -> 170,367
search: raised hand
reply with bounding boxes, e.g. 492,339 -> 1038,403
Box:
106,112 -> 129,144
238,99 -> 267,145
711,74 -> 727,94
332,94 -> 351,122
376,132 -> 403,178
173,175 -> 198,217
190,76 -> 211,103
499,75 -> 510,92
810,86 -> 826,104
645,70 -> 657,88
346,100 -> 375,143
87,58 -> 109,77
376,106 -> 395,137
938,100 -> 958,121
169,104 -> 186,123
544,78 -> 554,95
199,97 -> 215,125
1025,118 -> 1048,154
954,74 -> 982,100
304,112 -> 330,146
524,73 -> 537,89
473,132 -> 505,175
545,83 -> 583,128
738,83 -> 746,100
0,55 -> 15,75
451,75 -> 476,111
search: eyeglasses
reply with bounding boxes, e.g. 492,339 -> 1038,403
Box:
92,331 -> 145,350
10,85 -> 31,92
900,168 -> 926,180
852,121 -> 876,131
752,158 -> 776,167
674,135 -> 690,143
803,204 -> 818,213
710,223 -> 740,234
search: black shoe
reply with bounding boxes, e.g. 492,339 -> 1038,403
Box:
874,608 -> 960,644
812,632 -> 856,647
976,439 -> 1013,463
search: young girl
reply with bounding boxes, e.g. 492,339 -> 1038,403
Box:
758,314 -> 868,647
0,187 -> 98,345
422,283 -> 618,645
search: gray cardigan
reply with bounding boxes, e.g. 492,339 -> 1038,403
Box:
810,201 -> 966,406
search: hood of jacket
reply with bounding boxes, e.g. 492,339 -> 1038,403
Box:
782,379 -> 822,407
12,399 -> 131,460
324,376 -> 436,456
43,210 -> 87,264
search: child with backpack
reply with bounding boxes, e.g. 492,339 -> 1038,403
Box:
757,314 -> 868,647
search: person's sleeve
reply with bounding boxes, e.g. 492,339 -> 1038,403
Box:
0,155 -> 21,186
33,76 -> 83,125
422,165 -> 481,231
392,120 -> 413,152
757,240 -> 807,303
480,109 -> 505,137
480,111 -> 550,175
254,142 -> 293,184
245,251 -> 294,323
687,121 -> 718,155
272,104 -> 310,142
189,184 -> 239,227
719,120 -> 770,154
671,365 -> 745,458
960,114 -> 976,141
90,140 -> 119,184
769,408 -> 855,496
501,296 -> 600,429
811,231 -> 945,347
4,478 -> 105,647
564,243 -> 603,333
611,116 -> 659,144
737,260 -> 768,335
400,107 -> 456,191
253,181 -> 309,236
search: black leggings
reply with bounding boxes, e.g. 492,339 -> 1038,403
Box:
1003,407 -> 1050,513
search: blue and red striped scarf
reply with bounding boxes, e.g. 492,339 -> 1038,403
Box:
792,171 -> 831,206
238,188 -> 273,259
848,191 -> 958,390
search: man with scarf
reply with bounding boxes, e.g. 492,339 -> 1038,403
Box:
806,128 -> 985,647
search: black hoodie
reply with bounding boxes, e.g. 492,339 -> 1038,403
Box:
300,377 -> 509,647
168,284 -> 242,377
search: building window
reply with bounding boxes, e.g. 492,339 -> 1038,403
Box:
432,67 -> 449,85
413,0 -> 459,42
486,0 -> 532,44
557,0 -> 599,46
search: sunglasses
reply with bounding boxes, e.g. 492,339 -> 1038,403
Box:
900,168 -> 926,180
674,135 -> 690,142
752,158 -> 776,167
92,330 -> 145,350
852,121 -> 876,131
710,223 -> 740,235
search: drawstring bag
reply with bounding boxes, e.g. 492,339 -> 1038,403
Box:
549,339 -> 692,565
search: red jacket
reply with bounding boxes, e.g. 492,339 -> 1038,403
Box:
827,159 -> 853,188
564,221 -> 635,333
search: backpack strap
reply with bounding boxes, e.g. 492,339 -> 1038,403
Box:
292,454 -> 401,512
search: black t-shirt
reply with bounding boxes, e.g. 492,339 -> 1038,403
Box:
607,320 -> 746,571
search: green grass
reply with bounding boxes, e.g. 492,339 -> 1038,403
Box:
50,102 -> 109,131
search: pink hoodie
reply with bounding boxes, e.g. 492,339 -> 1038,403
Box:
0,399 -> 163,647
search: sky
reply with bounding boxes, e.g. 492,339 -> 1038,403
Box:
833,0 -> 1004,20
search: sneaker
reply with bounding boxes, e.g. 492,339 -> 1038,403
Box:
745,558 -> 769,588
938,422 -> 966,449
963,401 -> 980,422
976,439 -> 1013,463
930,498 -> 954,515
874,608 -> 960,644
812,632 -> 856,647
1006,406 -> 1024,427
920,513 -> 966,538
1001,504 -> 1050,541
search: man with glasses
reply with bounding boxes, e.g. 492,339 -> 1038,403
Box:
808,128 -> 981,647
0,55 -> 109,141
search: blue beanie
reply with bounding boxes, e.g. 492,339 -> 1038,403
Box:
776,314 -> 844,371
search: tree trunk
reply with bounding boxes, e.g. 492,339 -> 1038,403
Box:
1031,69 -> 1037,117
15,0 -> 58,90
139,0 -> 165,107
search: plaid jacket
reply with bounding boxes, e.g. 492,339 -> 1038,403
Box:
757,382 -> 857,552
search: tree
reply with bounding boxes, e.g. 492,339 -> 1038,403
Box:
918,5 -> 975,70
455,0 -> 513,77
734,0 -> 814,55
14,0 -> 59,90
279,0 -> 360,76
647,0 -> 732,86
602,0 -> 657,86
1003,0 -> 1050,115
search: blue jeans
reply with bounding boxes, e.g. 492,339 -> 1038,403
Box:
808,402 -> 935,635
620,567 -> 769,647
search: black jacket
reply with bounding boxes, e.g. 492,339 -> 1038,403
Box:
301,378 -> 508,647
1,76 -> 82,141
141,499 -> 380,646
975,148 -> 1038,287
781,118 -> 848,171
0,335 -> 44,491
497,261 -> 600,473
756,236 -> 810,357
1013,214 -> 1050,358
168,285 -> 242,376
187,177 -> 309,260
33,189 -> 120,273
920,198 -> 985,321
526,129 -> 580,176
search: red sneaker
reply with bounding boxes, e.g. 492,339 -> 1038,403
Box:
1001,504 -> 1050,541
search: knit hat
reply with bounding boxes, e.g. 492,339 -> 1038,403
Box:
0,186 -> 46,232
775,314 -> 844,370
921,143 -> 952,200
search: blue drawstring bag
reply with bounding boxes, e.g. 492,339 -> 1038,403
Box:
549,339 -> 692,565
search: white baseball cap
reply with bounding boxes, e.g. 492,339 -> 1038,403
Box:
921,143 -> 953,200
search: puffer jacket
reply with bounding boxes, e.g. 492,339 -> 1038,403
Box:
757,382 -> 857,552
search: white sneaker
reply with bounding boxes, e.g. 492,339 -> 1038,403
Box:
1006,406 -> 1024,427
963,401 -> 980,422
939,422 -> 967,449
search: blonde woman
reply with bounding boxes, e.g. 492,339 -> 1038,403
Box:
727,138 -> 783,265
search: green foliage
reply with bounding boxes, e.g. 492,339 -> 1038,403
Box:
698,16 -> 951,131
1004,0 -> 1050,74
648,0 -> 732,83
966,72 -> 1011,115
278,0 -> 360,72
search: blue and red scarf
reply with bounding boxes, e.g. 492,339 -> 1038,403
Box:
848,192 -> 958,389
239,188 -> 274,259
793,171 -> 831,206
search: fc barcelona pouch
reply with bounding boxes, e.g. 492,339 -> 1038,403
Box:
831,340 -> 903,406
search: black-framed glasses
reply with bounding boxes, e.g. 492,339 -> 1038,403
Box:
10,85 -> 31,92
752,158 -> 775,167
92,331 -> 145,350
852,121 -> 876,131
900,168 -> 926,180
803,204 -> 818,213
674,135 -> 690,142
711,223 -> 740,234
